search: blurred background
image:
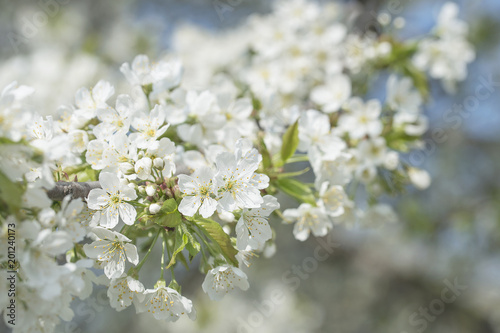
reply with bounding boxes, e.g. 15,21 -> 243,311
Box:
1,0 -> 499,332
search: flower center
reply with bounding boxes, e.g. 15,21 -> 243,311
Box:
199,185 -> 211,198
146,128 -> 156,138
111,195 -> 121,205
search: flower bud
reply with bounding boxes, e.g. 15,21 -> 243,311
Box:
408,168 -> 431,190
171,184 -> 181,200
153,157 -> 164,169
119,162 -> 134,175
383,151 -> 399,170
145,185 -> 156,196
222,225 -> 231,235
135,157 -> 152,180
149,203 -> 161,214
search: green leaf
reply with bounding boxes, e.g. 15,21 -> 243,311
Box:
192,217 -> 238,266
181,224 -> 201,259
275,167 -> 310,179
402,64 -> 429,101
162,198 -> 178,213
280,120 -> 300,165
166,228 -> 188,269
0,137 -> 18,145
0,170 -> 25,214
274,178 -> 316,205
258,136 -> 272,169
155,199 -> 182,227
251,95 -> 262,111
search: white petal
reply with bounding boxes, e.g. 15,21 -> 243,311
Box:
104,207 -> 120,228
235,219 -> 249,250
217,192 -> 236,212
119,203 -> 137,225
120,186 -> 137,201
91,227 -> 118,240
195,167 -> 215,184
178,196 -> 201,217
293,223 -> 311,241
104,256 -> 125,279
235,188 -> 263,209
199,197 -> 218,218
126,276 -> 145,293
178,174 -> 197,193
124,244 -> 139,265
87,189 -> 109,210
99,172 -> 120,192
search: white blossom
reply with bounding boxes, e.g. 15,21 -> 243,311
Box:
107,275 -> 145,311
178,167 -> 218,218
386,75 -> 422,114
74,80 -> 114,120
284,203 -> 332,241
236,195 -> 280,250
318,182 -> 347,217
338,98 -> 383,140
310,74 -> 351,113
130,104 -> 169,149
87,172 -> 138,228
83,227 -> 139,279
214,145 -> 265,211
202,265 -> 250,301
137,282 -> 196,321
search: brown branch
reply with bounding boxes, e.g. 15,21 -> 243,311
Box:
45,181 -> 101,201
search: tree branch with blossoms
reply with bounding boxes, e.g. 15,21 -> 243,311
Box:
0,1 -> 475,332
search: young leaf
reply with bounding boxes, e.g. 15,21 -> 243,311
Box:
192,217 -> 238,266
274,178 -> 316,206
181,224 -> 201,259
258,136 -> 272,169
402,64 -> 429,101
166,228 -> 188,269
156,199 -> 182,227
280,120 -> 300,164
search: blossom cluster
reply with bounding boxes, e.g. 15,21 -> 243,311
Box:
0,1 -> 474,331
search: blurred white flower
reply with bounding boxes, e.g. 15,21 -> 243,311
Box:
137,282 -> 196,321
339,98 -> 383,140
107,275 -> 145,311
284,203 -> 332,241
386,75 -> 422,114
311,74 -> 351,113
408,168 -> 431,190
318,182 -> 347,217
202,265 -> 250,301
74,80 -> 114,120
